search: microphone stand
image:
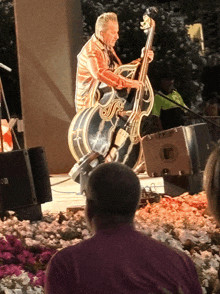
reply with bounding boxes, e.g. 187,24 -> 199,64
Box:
155,90 -> 220,129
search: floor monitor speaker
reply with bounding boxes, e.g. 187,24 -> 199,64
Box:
142,123 -> 211,177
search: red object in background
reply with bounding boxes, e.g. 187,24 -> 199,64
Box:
0,119 -> 13,152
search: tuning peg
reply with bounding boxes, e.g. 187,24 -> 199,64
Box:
145,6 -> 158,18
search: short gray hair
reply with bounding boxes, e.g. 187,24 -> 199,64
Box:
95,12 -> 118,35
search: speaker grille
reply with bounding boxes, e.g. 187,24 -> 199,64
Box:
0,149 -> 37,210
0,147 -> 52,211
142,123 -> 211,177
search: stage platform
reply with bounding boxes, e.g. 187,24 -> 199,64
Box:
41,173 -> 203,214
41,173 -> 165,214
41,174 -> 85,214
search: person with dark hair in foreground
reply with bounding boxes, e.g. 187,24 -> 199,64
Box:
204,143 -> 220,225
203,144 -> 220,293
45,162 -> 202,294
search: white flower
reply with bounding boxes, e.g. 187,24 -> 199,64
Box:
201,251 -> 212,260
35,234 -> 44,241
203,266 -> 218,278
198,234 -> 211,244
20,230 -> 26,237
0,277 -> 13,287
214,254 -> 220,262
25,231 -> 34,238
4,289 -> 13,294
26,286 -> 44,294
168,239 -> 183,251
25,238 -> 34,247
151,229 -> 168,243
82,229 -> 89,236
177,229 -> 198,244
191,252 -> 206,268
14,282 -> 22,289
209,258 -> 219,269
14,289 -> 23,294
202,279 -> 209,287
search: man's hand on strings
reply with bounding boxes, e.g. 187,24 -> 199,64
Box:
141,48 -> 154,63
130,80 -> 144,89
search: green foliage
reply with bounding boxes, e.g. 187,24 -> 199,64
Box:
81,0 -> 205,105
0,0 -> 15,56
201,11 -> 220,55
81,0 -> 157,62
0,0 -> 21,117
148,7 -> 205,106
173,0 -> 220,55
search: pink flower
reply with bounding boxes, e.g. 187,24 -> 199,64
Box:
1,251 -> 14,260
33,270 -> 46,287
17,254 -> 26,264
27,255 -> 36,265
0,238 -> 12,251
28,272 -> 35,283
0,264 -> 23,278
28,270 -> 46,287
39,251 -> 54,263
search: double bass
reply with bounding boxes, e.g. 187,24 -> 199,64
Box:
68,8 -> 156,169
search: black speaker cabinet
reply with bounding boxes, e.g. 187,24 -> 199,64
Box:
142,123 -> 211,177
28,147 -> 52,204
0,147 -> 52,211
0,149 -> 37,210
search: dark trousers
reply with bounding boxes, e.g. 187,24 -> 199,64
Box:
160,107 -> 185,130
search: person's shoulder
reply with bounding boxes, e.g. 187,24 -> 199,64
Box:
171,89 -> 181,96
154,91 -> 164,100
82,35 -> 103,56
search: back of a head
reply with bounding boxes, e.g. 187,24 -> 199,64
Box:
86,162 -> 141,217
95,12 -> 118,36
203,144 -> 220,224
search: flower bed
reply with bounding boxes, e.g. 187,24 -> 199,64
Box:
0,192 -> 220,293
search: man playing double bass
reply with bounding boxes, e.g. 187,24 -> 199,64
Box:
75,12 -> 154,113
74,12 -> 154,164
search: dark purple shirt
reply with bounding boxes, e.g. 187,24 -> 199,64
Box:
45,224 -> 202,294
